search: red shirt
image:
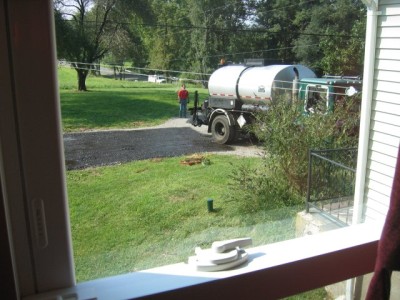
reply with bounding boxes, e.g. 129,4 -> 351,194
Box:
178,89 -> 188,99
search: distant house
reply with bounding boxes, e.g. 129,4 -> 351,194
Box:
148,74 -> 166,83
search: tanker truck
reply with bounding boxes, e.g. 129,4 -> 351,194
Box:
191,64 -> 362,144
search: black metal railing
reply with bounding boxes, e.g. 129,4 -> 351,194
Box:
306,148 -> 357,226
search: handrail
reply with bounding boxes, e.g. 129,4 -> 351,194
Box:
306,148 -> 358,226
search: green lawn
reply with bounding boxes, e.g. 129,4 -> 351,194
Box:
68,155 -> 301,281
59,67 -> 208,132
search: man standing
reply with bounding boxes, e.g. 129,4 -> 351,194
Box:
177,84 -> 189,118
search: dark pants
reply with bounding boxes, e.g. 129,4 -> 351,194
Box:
179,99 -> 187,118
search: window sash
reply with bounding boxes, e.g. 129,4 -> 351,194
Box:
0,0 -> 74,296
22,222 -> 381,300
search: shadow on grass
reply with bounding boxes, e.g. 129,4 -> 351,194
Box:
61,90 -> 180,131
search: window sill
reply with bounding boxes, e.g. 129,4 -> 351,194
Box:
24,222 -> 382,300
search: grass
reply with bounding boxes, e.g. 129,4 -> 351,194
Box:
61,67 -> 328,298
58,67 -> 208,132
68,155 -> 301,281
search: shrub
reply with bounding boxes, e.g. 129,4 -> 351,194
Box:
227,94 -> 361,211
251,95 -> 361,195
226,159 -> 302,215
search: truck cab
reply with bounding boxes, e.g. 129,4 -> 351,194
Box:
298,76 -> 362,115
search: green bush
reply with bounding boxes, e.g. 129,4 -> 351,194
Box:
226,159 -> 302,215
252,96 -> 361,195
227,95 -> 361,210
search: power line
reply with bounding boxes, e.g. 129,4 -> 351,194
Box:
168,43 -> 321,63
56,0 -> 365,45
60,18 -> 364,39
64,60 -> 212,76
254,0 -> 316,14
59,61 -> 362,98
63,41 -> 321,67
59,61 -> 210,84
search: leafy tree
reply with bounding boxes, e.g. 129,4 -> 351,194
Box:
186,0 -> 224,83
54,0 -> 367,87
250,94 -> 361,195
54,0 -> 152,90
187,0 -> 251,84
253,0 -> 312,64
54,0 -> 118,91
294,0 -> 365,75
143,0 -> 192,80
318,17 -> 365,75
253,0 -> 365,75
102,1 -> 153,68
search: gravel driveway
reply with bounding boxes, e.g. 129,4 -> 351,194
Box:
63,117 -> 263,170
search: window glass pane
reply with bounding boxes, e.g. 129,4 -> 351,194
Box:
54,5 -> 360,294
63,87 -> 309,281
284,287 -> 329,300
305,86 -> 328,114
61,72 -> 353,284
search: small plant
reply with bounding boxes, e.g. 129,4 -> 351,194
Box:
226,159 -> 302,216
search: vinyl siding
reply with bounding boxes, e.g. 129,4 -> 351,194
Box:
364,0 -> 400,222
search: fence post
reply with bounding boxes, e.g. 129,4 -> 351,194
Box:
192,91 -> 199,125
306,149 -> 312,213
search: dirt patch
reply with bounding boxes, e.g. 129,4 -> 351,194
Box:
180,154 -> 210,166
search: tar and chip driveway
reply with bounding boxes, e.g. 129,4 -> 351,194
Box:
63,117 -> 263,170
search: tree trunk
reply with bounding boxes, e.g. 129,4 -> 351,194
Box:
76,68 -> 88,91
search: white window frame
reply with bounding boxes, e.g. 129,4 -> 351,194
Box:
0,0 -> 74,296
0,0 -> 385,299
304,84 -> 330,114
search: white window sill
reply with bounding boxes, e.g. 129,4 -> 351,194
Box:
24,222 -> 383,300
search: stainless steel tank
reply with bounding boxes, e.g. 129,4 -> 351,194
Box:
208,64 -> 316,106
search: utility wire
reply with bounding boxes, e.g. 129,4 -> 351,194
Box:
60,19 -> 364,39
254,0 -> 316,14
168,43 -> 321,63
59,62 -> 362,98
62,41 -> 330,76
63,61 -> 212,76
62,42 -> 320,72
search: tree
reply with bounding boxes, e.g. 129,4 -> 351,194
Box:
54,0 -> 152,90
187,0 -> 251,84
253,0 -> 310,64
102,1 -> 153,68
294,0 -> 365,75
253,0 -> 365,75
54,0 -> 117,90
54,0 -> 367,88
143,0 -> 192,80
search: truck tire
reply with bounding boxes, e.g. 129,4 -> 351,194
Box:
211,115 -> 234,144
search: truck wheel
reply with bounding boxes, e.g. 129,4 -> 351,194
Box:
211,115 -> 234,144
